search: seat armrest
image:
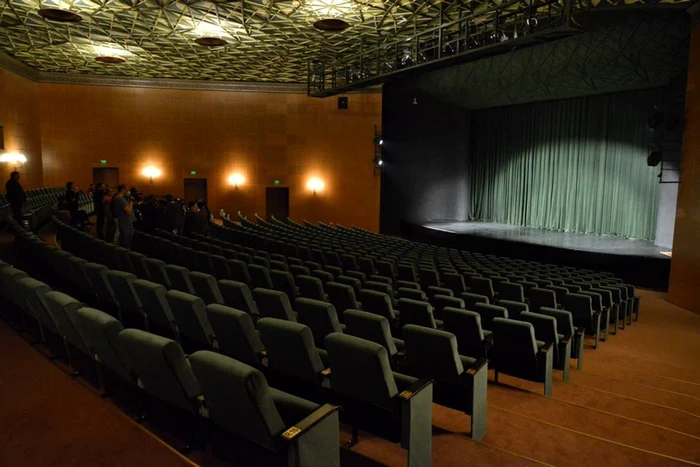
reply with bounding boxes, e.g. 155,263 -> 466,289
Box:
538,342 -> 553,356
280,404 -> 341,442
560,335 -> 571,345
575,327 -> 585,338
464,357 -> 488,376
394,378 -> 434,401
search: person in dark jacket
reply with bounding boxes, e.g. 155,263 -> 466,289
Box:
5,171 -> 26,222
93,182 -> 106,239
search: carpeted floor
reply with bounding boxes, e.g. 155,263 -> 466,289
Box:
1,227 -> 699,466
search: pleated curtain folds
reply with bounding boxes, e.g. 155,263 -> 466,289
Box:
469,88 -> 661,241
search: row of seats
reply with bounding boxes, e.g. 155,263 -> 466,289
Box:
1,186 -> 63,229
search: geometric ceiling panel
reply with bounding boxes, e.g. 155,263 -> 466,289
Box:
1,0 -> 693,84
414,9 -> 691,109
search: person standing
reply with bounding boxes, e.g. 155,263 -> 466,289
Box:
112,184 -> 136,248
5,171 -> 26,222
93,182 -> 106,239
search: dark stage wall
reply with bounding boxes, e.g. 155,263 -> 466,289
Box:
380,79 -> 470,235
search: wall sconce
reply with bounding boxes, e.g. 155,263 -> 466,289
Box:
141,166 -> 162,184
0,152 -> 27,170
306,177 -> 325,195
228,173 -> 245,189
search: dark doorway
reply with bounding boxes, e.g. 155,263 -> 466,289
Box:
266,187 -> 289,221
184,178 -> 208,204
92,167 -> 119,188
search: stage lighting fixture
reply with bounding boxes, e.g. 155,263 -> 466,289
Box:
647,151 -> 662,167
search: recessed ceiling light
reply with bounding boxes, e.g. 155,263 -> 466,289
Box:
313,18 -> 350,32
38,8 -> 82,23
194,37 -> 228,47
95,56 -> 125,64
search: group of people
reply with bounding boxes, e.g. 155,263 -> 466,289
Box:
91,183 -> 137,248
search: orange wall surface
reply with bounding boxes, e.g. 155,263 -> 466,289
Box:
668,17 -> 700,313
0,69 -> 43,188
37,84 -> 382,231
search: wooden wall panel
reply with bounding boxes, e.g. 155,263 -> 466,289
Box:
38,84 -> 382,231
668,17 -> 700,313
0,69 -> 42,188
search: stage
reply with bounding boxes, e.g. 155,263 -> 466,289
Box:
401,220 -> 671,290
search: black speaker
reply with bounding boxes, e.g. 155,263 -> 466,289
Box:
647,151 -> 662,167
338,96 -> 348,110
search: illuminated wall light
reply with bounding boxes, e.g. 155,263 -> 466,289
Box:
141,166 -> 162,183
306,177 -> 325,195
228,173 -> 245,189
0,152 -> 28,169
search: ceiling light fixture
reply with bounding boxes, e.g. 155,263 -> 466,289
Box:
313,19 -> 350,31
95,56 -> 125,64
307,0 -> 354,32
38,8 -> 82,23
194,37 -> 228,47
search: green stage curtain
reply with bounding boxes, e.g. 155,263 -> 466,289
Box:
469,89 -> 661,241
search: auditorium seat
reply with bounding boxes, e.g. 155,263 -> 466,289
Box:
296,275 -> 326,301
398,263 -> 418,283
16,277 -> 55,346
359,289 -> 398,324
495,282 -> 525,303
345,270 -> 367,285
498,300 -> 529,320
218,280 -> 259,319
562,293 -> 601,349
253,288 -> 297,322
529,288 -> 558,312
165,265 -> 196,294
189,351 -> 340,467
133,279 -> 179,341
271,270 -> 299,303
290,265 -> 311,279
467,277 -> 495,302
419,268 -> 441,288
165,290 -> 217,353
443,273 -> 467,295
402,324 -> 487,440
311,269 -> 334,285
295,298 -> 344,349
427,286 -> 453,304
431,295 -> 464,320
82,262 -> 120,318
578,290 -> 608,342
442,308 -> 492,359
398,287 -> 428,302
106,271 -> 147,330
324,333 -> 433,467
210,255 -> 231,280
145,258 -> 171,289
519,311 -> 571,382
398,298 -> 440,330
491,318 -> 553,396
343,310 -> 405,366
204,304 -> 264,368
249,264 -> 274,290
190,272 -> 224,305
325,265 -> 343,280
336,275 -> 362,296
128,252 -> 151,281
327,282 -> 361,318
460,292 -> 490,310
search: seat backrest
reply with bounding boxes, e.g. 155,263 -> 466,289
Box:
442,307 -> 487,359
327,282 -> 359,314
165,290 -> 216,349
427,286 -> 453,301
468,277 -> 494,299
398,298 -> 436,329
73,307 -> 130,378
325,333 -> 400,411
205,304 -> 264,367
249,264 -> 273,289
460,292 -> 490,309
145,258 -> 171,288
297,275 -> 325,301
165,265 -> 195,294
495,282 -> 524,302
189,351 -> 288,451
311,269 -> 334,285
133,279 -> 177,338
228,259 -> 251,286
258,318 -> 325,383
359,289 -> 396,321
190,272 -> 224,305
499,300 -> 529,320
0,266 -> 28,306
365,280 -> 394,299
403,325 -> 463,382
491,317 -> 538,371
290,265 -> 311,278
432,295 -> 464,320
419,268 -> 440,288
336,275 -> 362,296
253,288 -> 296,322
343,309 -> 398,356
443,273 -> 466,295
271,270 -> 298,302
473,303 -> 508,331
128,252 -> 151,280
106,270 -> 143,314
218,280 -> 258,318
562,293 -> 593,323
44,291 -> 90,354
82,262 -> 118,306
520,311 -> 558,345
529,288 -> 557,312
118,329 -> 200,413
538,307 -> 575,337
17,277 -> 56,331
398,288 -> 428,302
295,298 -> 343,348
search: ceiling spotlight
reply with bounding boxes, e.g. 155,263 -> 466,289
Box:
195,37 -> 228,47
95,56 -> 125,64
313,19 -> 350,32
38,8 -> 82,23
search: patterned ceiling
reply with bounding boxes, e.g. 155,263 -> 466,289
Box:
0,0 -> 694,84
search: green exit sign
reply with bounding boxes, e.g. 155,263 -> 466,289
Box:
100,160 -> 107,165
190,171 -> 197,175
274,179 -> 280,185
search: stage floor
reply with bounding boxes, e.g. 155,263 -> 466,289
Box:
402,220 -> 671,289
422,221 -> 670,259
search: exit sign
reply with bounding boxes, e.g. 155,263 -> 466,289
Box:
274,179 -> 280,185
100,160 -> 107,164
190,171 -> 197,175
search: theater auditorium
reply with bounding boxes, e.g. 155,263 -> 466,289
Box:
1,0 -> 699,466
